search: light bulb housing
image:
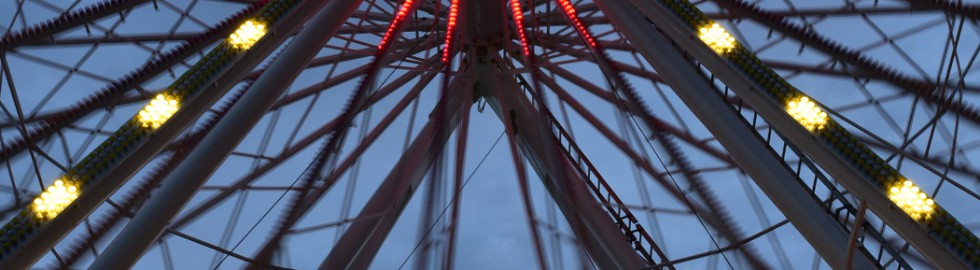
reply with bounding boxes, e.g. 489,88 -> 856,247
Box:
698,23 -> 737,54
786,96 -> 829,131
227,20 -> 267,51
31,179 -> 81,221
888,180 -> 936,221
137,93 -> 180,130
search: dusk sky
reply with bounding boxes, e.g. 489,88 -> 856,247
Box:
1,0 -> 979,269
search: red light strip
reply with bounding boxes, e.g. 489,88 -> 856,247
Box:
510,0 -> 531,59
378,0 -> 418,51
442,0 -> 460,63
555,0 -> 597,48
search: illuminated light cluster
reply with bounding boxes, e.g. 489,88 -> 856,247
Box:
31,179 -> 80,220
0,0 -> 316,261
442,0 -> 460,63
697,22 -> 737,54
888,180 -> 936,221
510,0 -> 531,58
654,0 -> 980,263
227,19 -> 267,50
379,0 -> 418,51
555,0 -> 597,48
786,96 -> 828,131
137,93 -> 180,129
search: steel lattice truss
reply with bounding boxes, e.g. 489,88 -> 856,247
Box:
0,0 -> 978,269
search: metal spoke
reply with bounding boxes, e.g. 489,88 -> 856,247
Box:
1,0 -> 977,268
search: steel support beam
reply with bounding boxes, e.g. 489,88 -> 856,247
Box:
0,0 -> 151,49
271,41 -> 434,110
21,33 -> 199,46
56,94 -> 241,267
87,0 -> 362,268
540,64 -> 732,165
712,0 -> 980,125
625,1 -> 973,268
169,64 -> 436,231
0,4 -> 261,164
594,1 -> 879,269
0,0 -> 326,267
907,0 -> 980,20
527,5 -> 926,26
542,48 -> 978,179
532,64 -> 766,267
318,76 -> 471,270
0,47 -> 380,129
479,56 -> 649,269
249,69 -> 439,266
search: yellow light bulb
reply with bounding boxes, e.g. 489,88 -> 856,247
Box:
697,23 -> 737,54
785,96 -> 829,131
887,179 -> 936,221
137,93 -> 180,130
227,19 -> 267,50
30,178 -> 81,221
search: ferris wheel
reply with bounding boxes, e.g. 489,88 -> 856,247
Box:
0,0 -> 978,269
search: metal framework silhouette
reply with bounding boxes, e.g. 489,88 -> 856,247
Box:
0,0 -> 978,269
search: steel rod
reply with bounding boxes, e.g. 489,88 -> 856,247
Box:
0,4 -> 263,163
594,1 -> 879,268
480,55 -> 650,269
0,0 -> 315,266
168,58 -> 433,230
0,0 -> 150,49
625,0 -> 973,268
712,0 -> 980,125
249,69 -> 439,264
318,76 -> 470,270
87,0 -> 360,268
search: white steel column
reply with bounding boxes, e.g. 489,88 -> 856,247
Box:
480,56 -> 650,269
620,0 -> 971,268
0,1 -> 338,268
88,0 -> 364,268
318,77 -> 471,270
593,1 -> 878,269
